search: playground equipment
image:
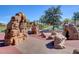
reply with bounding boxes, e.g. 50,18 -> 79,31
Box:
73,49 -> 79,54
54,32 -> 66,49
48,31 -> 66,49
64,24 -> 79,40
4,12 -> 27,46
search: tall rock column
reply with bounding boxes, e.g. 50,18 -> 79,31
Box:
4,12 -> 27,46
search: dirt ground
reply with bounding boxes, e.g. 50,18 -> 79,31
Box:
0,33 -> 79,54
0,33 -> 21,54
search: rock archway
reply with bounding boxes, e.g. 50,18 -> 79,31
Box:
64,24 -> 79,40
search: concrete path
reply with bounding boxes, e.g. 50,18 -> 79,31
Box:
16,34 -> 79,54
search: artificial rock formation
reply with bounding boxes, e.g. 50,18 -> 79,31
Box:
40,32 -> 46,38
47,31 -> 57,40
64,24 -> 79,40
73,49 -> 79,54
54,32 -> 66,49
5,12 -> 27,46
31,23 -> 38,34
47,31 -> 66,49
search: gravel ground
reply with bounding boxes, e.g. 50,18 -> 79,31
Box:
0,33 -> 21,54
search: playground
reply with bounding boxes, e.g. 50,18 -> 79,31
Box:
0,32 -> 79,54
0,5 -> 79,54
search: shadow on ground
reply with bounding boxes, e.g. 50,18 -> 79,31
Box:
0,40 -> 5,47
46,41 -> 54,49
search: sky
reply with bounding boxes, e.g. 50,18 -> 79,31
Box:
0,5 -> 79,24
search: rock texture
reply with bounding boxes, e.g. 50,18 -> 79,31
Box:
47,31 -> 56,40
54,32 -> 66,49
40,32 -> 46,38
73,49 -> 79,54
64,24 -> 79,40
31,23 -> 38,34
47,31 -> 66,49
5,12 -> 27,46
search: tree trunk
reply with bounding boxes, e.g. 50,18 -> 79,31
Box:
53,25 -> 55,30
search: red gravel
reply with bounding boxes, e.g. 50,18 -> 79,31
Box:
0,46 -> 22,54
0,33 -> 22,54
0,33 -> 5,40
1,33 -> 79,54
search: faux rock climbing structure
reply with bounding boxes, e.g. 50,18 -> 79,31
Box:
4,12 -> 27,46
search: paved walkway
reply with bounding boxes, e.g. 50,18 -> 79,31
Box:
16,34 -> 79,54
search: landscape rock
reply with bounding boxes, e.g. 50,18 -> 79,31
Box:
64,23 -> 79,40
5,12 -> 27,46
31,23 -> 38,34
73,49 -> 79,54
47,31 -> 56,40
40,32 -> 46,38
54,32 -> 66,49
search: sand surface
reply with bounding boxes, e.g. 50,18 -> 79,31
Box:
16,34 -> 79,54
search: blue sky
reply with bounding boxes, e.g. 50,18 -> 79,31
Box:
0,5 -> 79,24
